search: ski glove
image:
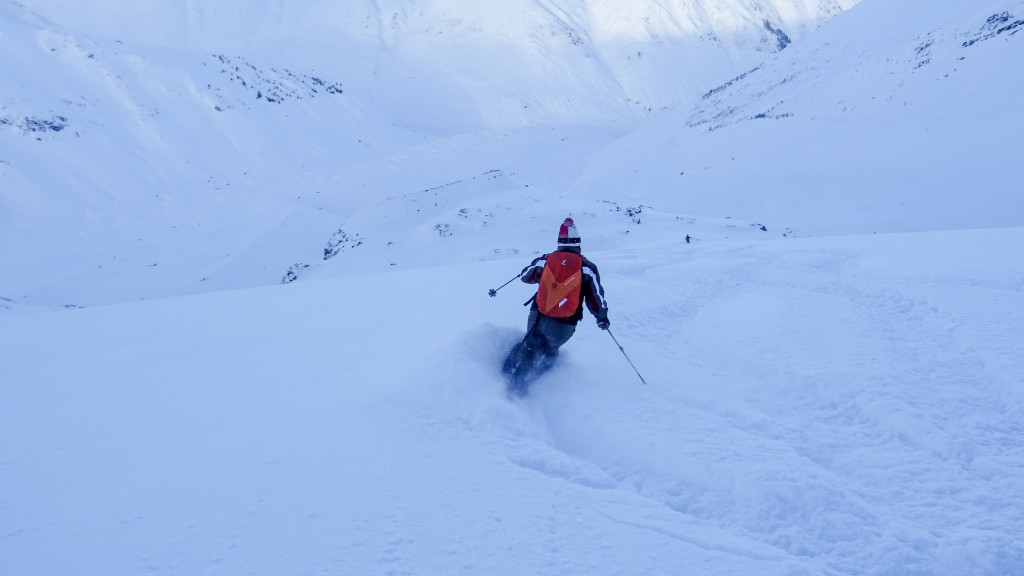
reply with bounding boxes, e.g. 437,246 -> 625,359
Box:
597,317 -> 610,330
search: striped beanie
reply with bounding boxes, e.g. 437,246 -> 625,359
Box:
557,217 -> 581,248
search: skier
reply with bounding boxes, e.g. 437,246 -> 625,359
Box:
502,217 -> 610,395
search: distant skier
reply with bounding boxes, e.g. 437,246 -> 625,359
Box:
502,217 -> 610,395
685,234 -> 691,244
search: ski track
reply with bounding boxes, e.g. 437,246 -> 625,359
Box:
401,326 -> 804,574
407,238 -> 1024,575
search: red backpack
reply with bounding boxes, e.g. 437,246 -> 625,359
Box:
536,252 -> 583,318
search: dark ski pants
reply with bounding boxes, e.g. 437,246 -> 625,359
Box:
503,309 -> 576,394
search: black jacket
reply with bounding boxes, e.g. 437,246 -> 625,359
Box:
520,248 -> 608,324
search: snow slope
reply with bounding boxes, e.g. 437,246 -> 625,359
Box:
3,0 -> 1024,574
4,228 -> 1023,575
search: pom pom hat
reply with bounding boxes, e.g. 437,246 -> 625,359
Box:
557,217 -> 581,248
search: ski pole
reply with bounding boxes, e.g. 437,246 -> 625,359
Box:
607,328 -> 647,385
488,273 -> 521,297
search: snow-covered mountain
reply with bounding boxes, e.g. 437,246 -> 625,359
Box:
3,1 -> 1024,575
7,0 -> 854,131
1,0 -> 1021,308
1,0 -> 863,307
12,0 -> 855,119
571,0 -> 1024,236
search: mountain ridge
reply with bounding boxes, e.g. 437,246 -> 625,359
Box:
4,0 -> 1022,308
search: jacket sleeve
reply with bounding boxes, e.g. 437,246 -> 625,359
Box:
520,254 -> 547,284
581,257 -> 608,320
